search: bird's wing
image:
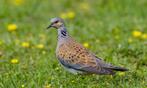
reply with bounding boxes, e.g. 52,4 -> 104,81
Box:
56,37 -> 107,74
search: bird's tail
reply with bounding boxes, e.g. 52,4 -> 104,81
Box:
104,66 -> 128,71
100,66 -> 128,75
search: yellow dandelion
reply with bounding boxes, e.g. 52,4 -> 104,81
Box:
11,58 -> 19,64
132,30 -> 142,38
128,38 -> 133,43
118,72 -> 125,76
141,34 -> 147,39
12,0 -> 24,6
60,13 -> 67,19
80,2 -> 90,11
7,24 -> 17,32
67,11 -> 75,19
83,42 -> 89,48
21,84 -> 25,88
36,44 -> 44,49
21,42 -> 30,48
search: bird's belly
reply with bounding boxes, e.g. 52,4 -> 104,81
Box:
62,65 -> 84,74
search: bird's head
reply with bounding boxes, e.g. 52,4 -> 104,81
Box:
47,17 -> 65,29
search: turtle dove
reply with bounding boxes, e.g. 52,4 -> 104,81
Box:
47,17 -> 128,75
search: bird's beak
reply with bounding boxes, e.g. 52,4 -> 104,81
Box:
46,23 -> 53,29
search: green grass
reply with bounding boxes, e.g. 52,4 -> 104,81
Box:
0,0 -> 147,88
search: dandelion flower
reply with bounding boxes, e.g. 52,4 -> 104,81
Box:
83,42 -> 89,48
60,13 -> 67,19
141,34 -> 147,39
21,42 -> 30,48
80,2 -> 90,11
11,58 -> 19,64
60,11 -> 75,19
36,44 -> 44,49
7,24 -> 17,32
12,0 -> 24,6
67,11 -> 75,19
132,30 -> 142,38
21,84 -> 25,88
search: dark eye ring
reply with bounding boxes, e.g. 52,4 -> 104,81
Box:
54,21 -> 58,23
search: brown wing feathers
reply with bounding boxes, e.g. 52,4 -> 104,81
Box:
57,37 -> 97,67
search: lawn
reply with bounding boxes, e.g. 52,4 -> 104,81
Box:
0,0 -> 147,88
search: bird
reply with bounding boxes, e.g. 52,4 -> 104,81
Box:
47,17 -> 128,75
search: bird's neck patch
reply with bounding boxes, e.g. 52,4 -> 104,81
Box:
58,27 -> 68,38
61,30 -> 67,36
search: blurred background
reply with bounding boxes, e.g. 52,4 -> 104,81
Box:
0,0 -> 147,88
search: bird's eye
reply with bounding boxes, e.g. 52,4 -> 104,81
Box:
54,21 -> 58,23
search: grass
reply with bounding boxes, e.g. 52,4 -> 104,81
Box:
0,0 -> 147,88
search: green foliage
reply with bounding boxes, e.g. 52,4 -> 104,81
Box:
0,0 -> 147,88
